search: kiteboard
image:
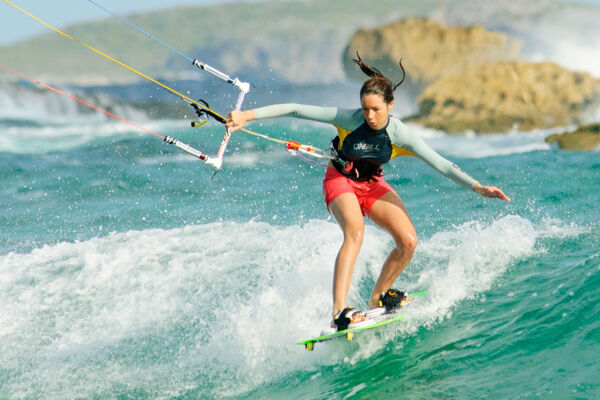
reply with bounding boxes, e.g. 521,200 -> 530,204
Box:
298,290 -> 427,351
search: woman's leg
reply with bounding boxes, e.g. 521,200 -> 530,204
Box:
328,192 -> 365,318
366,191 -> 418,309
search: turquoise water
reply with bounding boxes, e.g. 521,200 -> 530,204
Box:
1,112 -> 599,399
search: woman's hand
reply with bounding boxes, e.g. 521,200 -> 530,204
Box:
226,110 -> 255,132
473,183 -> 511,202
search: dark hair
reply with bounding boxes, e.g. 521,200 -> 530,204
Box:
353,51 -> 405,104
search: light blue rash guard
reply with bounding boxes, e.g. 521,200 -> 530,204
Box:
253,103 -> 479,190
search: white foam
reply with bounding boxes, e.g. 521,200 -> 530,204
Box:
414,216 -> 536,306
0,81 -> 147,123
405,123 -> 555,159
536,217 -> 591,239
522,8 -> 600,79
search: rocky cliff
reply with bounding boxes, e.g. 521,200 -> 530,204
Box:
545,123 -> 600,151
408,62 -> 600,133
343,18 -> 522,90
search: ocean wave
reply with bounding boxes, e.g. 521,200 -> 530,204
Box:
0,214 -> 587,398
0,119 -> 189,154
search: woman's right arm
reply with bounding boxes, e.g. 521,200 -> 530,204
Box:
226,109 -> 255,132
226,103 -> 350,132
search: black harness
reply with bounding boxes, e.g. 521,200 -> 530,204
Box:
330,121 -> 393,182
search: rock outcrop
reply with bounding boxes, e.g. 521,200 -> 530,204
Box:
343,18 -> 522,89
343,17 -> 600,134
545,123 -> 600,151
408,62 -> 600,133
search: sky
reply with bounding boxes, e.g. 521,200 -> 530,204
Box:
1,0 -> 600,46
0,0 -> 237,46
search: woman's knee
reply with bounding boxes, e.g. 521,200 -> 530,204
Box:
344,223 -> 365,245
395,231 -> 418,255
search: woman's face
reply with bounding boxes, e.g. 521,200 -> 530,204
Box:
361,93 -> 394,130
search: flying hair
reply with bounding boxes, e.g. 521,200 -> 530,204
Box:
353,51 -> 406,104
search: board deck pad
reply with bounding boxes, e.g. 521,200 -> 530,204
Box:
298,290 -> 427,351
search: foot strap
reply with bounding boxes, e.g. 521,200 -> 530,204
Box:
334,307 -> 363,331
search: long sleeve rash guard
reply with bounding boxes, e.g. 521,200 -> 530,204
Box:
253,103 -> 479,190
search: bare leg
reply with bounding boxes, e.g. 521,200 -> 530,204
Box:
328,193 -> 365,319
366,191 -> 418,309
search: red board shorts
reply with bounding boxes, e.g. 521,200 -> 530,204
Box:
322,167 -> 396,216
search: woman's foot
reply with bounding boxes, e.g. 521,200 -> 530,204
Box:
332,307 -> 368,331
378,289 -> 409,312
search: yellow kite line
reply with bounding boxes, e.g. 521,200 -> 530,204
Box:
2,0 -> 330,159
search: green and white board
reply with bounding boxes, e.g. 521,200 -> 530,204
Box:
298,290 -> 427,351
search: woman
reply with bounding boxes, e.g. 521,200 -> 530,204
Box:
226,53 -> 510,331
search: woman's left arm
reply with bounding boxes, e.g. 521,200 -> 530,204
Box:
391,119 -> 510,202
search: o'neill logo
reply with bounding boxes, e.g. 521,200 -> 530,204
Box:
354,142 -> 380,151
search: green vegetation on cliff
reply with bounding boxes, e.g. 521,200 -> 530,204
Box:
0,0 -> 438,85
